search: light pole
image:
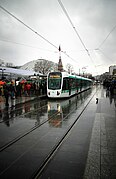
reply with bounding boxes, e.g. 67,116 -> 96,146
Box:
82,66 -> 88,77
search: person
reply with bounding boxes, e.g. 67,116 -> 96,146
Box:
109,82 -> 114,95
3,84 -> 10,106
9,83 -> 16,99
26,83 -> 31,96
0,85 -> 3,102
24,83 -> 28,96
15,82 -> 22,97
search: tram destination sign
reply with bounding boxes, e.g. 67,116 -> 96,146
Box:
49,75 -> 61,78
49,72 -> 61,79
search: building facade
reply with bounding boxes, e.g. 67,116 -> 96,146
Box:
109,65 -> 116,76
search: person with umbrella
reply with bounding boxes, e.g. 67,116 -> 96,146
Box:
0,80 -> 6,85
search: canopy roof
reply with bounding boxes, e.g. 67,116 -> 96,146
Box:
0,66 -> 43,77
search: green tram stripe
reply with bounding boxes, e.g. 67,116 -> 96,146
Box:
62,88 -> 78,93
62,90 -> 69,93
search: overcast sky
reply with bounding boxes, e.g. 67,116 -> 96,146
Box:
0,0 -> 116,76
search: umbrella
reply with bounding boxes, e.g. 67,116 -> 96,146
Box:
7,82 -> 12,85
20,80 -> 27,84
0,81 -> 6,85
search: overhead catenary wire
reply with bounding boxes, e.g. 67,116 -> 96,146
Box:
0,37 -> 95,53
0,39 -> 57,52
94,24 -> 116,74
57,0 -> 90,57
0,38 -> 94,64
96,48 -> 114,64
0,4 -> 79,65
0,5 -> 58,50
57,0 -> 97,74
98,24 -> 116,49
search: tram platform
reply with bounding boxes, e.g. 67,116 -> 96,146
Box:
38,86 -> 116,179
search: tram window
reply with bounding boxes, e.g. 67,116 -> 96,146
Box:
77,79 -> 81,87
48,78 -> 61,89
73,79 -> 76,88
62,77 -> 69,90
80,79 -> 82,87
70,78 -> 75,88
68,78 -> 76,89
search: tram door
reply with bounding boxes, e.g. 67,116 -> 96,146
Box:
62,77 -> 70,94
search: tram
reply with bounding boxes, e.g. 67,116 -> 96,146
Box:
47,71 -> 93,98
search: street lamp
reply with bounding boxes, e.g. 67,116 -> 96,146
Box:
82,66 -> 87,77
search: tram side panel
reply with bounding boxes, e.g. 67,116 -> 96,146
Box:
62,77 -> 83,97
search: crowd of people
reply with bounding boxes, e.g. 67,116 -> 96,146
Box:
0,80 -> 47,106
103,79 -> 116,94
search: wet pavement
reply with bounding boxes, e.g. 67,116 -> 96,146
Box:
0,86 -> 116,179
0,94 -> 47,149
37,86 -> 116,179
0,94 -> 46,111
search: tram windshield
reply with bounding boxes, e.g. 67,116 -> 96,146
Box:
48,72 -> 62,90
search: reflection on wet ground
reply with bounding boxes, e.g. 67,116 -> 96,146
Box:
0,99 -> 47,127
0,89 -> 93,128
0,86 -> 116,179
48,89 -> 92,128
1,86 -> 115,150
0,88 -> 97,179
1,87 -> 115,129
0,99 -> 48,150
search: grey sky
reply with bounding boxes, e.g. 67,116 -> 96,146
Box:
0,0 -> 116,75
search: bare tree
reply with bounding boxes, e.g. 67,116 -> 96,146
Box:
66,63 -> 74,74
34,59 -> 58,74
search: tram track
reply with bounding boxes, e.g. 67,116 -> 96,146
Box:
0,102 -> 60,152
0,95 -> 82,152
0,90 -> 92,152
0,89 -> 95,153
0,88 -> 97,179
32,91 -> 96,179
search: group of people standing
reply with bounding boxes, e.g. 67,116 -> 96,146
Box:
0,80 -> 47,107
0,82 -> 16,106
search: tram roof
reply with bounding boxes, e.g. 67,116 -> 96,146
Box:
61,72 -> 92,81
69,75 -> 92,81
